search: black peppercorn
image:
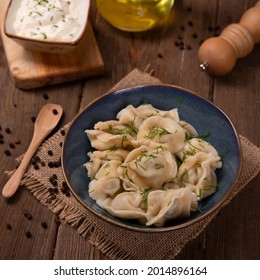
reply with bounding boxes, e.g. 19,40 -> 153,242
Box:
23,211 -> 33,220
41,222 -> 48,229
25,231 -> 32,238
6,223 -> 12,230
4,150 -> 11,156
52,109 -> 58,115
5,128 -> 11,134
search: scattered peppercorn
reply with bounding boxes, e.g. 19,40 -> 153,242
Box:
52,109 -> 58,115
187,20 -> 193,27
41,222 -> 48,229
49,175 -> 58,187
60,130 -> 66,136
43,93 -> 49,100
53,188 -> 58,194
23,211 -> 33,220
5,128 -> 11,134
53,159 -> 61,168
61,181 -> 70,197
48,187 -> 55,194
4,150 -> 11,156
6,223 -> 12,230
47,150 -> 53,156
34,164 -> 40,170
9,143 -> 15,149
25,231 -> 32,238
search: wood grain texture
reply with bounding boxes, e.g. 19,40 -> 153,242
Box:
0,0 -> 104,89
0,0 -> 259,260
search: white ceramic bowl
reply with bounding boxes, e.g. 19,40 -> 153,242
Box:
4,0 -> 90,53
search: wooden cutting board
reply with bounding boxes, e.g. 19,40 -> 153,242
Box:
0,0 -> 104,89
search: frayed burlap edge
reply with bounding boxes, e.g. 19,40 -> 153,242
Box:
20,133 -> 259,260
6,69 -> 260,260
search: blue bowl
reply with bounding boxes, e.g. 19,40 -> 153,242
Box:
62,85 -> 242,232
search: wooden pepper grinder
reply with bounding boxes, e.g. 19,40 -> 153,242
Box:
198,1 -> 260,76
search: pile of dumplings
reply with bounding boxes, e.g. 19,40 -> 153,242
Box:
85,104 -> 222,227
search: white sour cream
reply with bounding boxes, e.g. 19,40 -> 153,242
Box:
13,0 -> 81,42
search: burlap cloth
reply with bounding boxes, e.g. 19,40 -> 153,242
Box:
15,69 -> 260,259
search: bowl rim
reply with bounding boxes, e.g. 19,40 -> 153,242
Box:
4,0 -> 90,46
61,84 -> 242,233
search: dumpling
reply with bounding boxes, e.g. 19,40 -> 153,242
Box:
84,103 -> 222,227
178,120 -> 198,139
117,145 -> 177,191
86,120 -> 136,151
117,104 -> 180,129
145,188 -> 198,227
101,192 -> 146,220
133,115 -> 186,153
88,160 -> 122,203
85,149 -> 129,178
177,152 -> 222,199
88,149 -> 129,162
116,104 -> 154,129
176,138 -> 221,164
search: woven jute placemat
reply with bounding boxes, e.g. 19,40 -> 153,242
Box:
13,69 -> 260,259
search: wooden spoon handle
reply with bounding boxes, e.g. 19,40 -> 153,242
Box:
2,130 -> 50,198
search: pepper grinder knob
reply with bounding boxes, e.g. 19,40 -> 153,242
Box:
198,1 -> 260,76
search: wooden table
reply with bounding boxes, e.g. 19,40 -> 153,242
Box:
0,0 -> 259,260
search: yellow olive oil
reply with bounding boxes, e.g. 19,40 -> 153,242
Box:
96,0 -> 175,32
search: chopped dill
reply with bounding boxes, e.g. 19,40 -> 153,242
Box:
219,147 -> 231,159
179,168 -> 189,187
154,145 -> 166,154
140,187 -> 151,209
197,131 -> 211,140
108,145 -> 118,152
154,163 -> 164,169
144,127 -> 172,140
175,96 -> 183,105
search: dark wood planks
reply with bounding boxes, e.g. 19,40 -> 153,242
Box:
0,0 -> 259,260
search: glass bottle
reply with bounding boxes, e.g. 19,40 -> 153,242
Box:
96,0 -> 175,32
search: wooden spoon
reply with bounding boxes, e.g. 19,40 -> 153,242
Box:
2,103 -> 63,198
